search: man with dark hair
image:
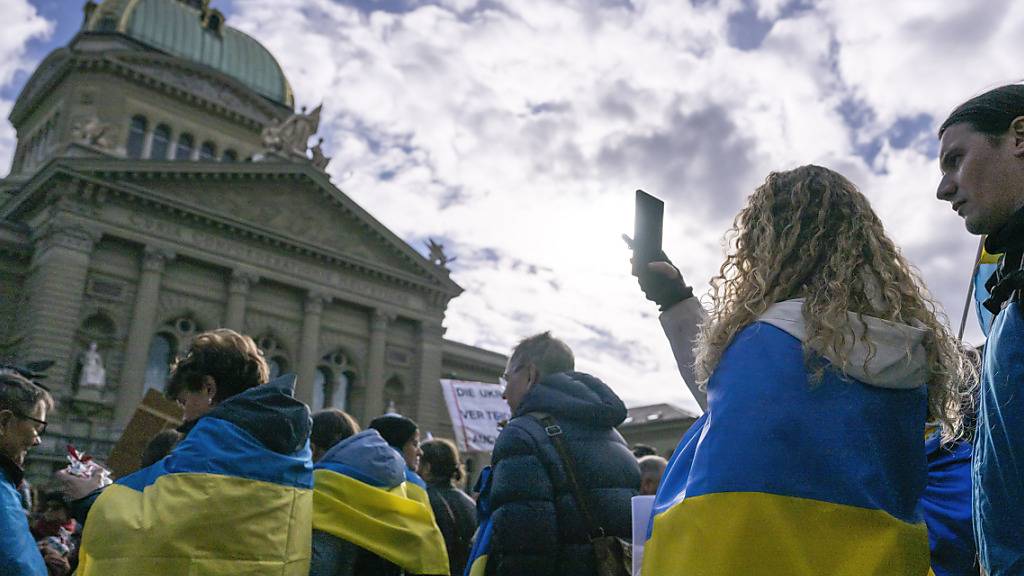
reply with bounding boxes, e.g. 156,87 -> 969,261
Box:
937,84 -> 1024,576
0,371 -> 53,575
479,332 -> 639,575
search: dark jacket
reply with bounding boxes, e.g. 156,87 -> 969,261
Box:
486,371 -> 639,576
426,482 -> 476,576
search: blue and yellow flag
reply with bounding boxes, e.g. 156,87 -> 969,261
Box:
313,462 -> 449,575
920,429 -> 975,576
463,466 -> 493,576
77,382 -> 314,576
644,322 -> 931,576
974,247 -> 1002,336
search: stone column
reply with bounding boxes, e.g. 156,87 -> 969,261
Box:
115,246 -> 173,425
295,291 -> 326,407
413,318 -> 447,435
224,270 -> 256,331
19,225 -> 100,391
361,309 -> 392,420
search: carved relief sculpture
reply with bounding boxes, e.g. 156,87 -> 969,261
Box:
78,342 -> 106,388
70,114 -> 114,150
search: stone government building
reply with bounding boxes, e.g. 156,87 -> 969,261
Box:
0,0 -> 507,482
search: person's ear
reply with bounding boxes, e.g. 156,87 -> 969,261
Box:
1012,116 -> 1024,156
0,409 -> 12,432
528,365 -> 538,386
202,376 -> 217,404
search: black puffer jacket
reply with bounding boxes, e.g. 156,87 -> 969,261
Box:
486,371 -> 639,576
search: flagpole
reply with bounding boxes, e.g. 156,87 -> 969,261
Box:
958,236 -> 986,341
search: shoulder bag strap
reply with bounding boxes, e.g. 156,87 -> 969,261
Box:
528,411 -> 606,540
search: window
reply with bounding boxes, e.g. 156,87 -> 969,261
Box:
174,133 -> 194,160
127,115 -> 147,158
316,350 -> 355,411
150,124 -> 171,159
199,141 -> 216,161
257,335 -> 289,380
221,149 -> 238,162
144,334 -> 175,392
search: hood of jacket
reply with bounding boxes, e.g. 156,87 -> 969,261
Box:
514,371 -> 627,427
758,298 -> 928,389
203,374 -> 312,455
317,429 -> 406,489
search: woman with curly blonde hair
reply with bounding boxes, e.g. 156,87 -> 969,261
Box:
642,165 -> 975,576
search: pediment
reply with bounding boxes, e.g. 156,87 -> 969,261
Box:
122,168 -> 447,286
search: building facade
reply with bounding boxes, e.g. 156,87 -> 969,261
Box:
0,0 -> 506,482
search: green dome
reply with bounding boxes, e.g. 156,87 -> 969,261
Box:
86,0 -> 293,107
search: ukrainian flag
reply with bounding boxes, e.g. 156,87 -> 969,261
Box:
644,322 -> 931,576
77,382 -> 314,576
313,461 -> 450,575
464,466 -> 493,576
975,246 -> 1002,336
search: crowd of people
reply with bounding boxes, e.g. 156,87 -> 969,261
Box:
0,84 -> 1022,575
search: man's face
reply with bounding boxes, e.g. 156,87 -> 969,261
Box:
0,399 -> 46,466
937,122 -> 1024,235
501,358 -> 533,413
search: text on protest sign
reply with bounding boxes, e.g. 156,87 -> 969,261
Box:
440,379 -> 510,453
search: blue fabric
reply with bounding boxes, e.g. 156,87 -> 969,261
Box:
647,412 -> 708,540
674,323 -> 927,520
0,469 -> 46,575
118,380 -> 313,491
486,371 -> 640,576
464,467 -> 494,576
975,261 -> 999,336
974,301 -> 1024,575
921,433 -> 975,576
405,467 -> 427,489
314,429 -> 405,489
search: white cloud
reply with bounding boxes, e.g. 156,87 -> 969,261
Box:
233,0 -> 1000,412
0,0 -> 53,172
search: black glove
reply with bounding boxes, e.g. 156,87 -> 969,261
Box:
636,252 -> 693,311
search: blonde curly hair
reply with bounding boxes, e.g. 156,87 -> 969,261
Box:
693,165 -> 974,440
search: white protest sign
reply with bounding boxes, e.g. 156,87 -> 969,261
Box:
440,379 -> 510,453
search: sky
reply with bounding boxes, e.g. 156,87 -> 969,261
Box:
0,0 -> 1016,415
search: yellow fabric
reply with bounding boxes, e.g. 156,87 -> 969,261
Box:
980,246 -> 1001,264
77,474 -> 312,576
467,554 -> 488,576
312,469 -> 450,575
643,491 -> 930,576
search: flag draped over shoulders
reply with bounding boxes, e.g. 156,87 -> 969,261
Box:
312,430 -> 449,575
645,301 -> 932,576
77,377 -> 314,576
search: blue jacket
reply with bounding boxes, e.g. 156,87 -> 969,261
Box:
486,371 -> 639,576
0,458 -> 47,575
974,211 -> 1024,576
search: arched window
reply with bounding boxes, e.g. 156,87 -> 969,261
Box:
257,335 -> 289,380
174,133 -> 194,160
144,334 -> 175,392
127,115 -> 147,158
221,149 -> 238,162
316,350 -> 356,411
199,141 -> 216,161
150,124 -> 171,159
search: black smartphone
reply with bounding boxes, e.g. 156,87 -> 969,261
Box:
632,189 -> 664,276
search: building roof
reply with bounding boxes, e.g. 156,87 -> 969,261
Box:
84,0 -> 293,107
620,402 -> 697,427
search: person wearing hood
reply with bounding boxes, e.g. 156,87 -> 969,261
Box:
634,165 -> 974,576
309,414 -> 449,576
480,331 -> 639,576
75,329 -> 314,576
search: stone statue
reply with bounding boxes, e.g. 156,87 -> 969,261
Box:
311,138 -> 331,170
71,115 -> 113,150
260,104 -> 322,158
425,238 -> 455,267
78,342 -> 106,388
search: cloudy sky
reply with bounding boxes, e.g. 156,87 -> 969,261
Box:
2,0 -> 1016,414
